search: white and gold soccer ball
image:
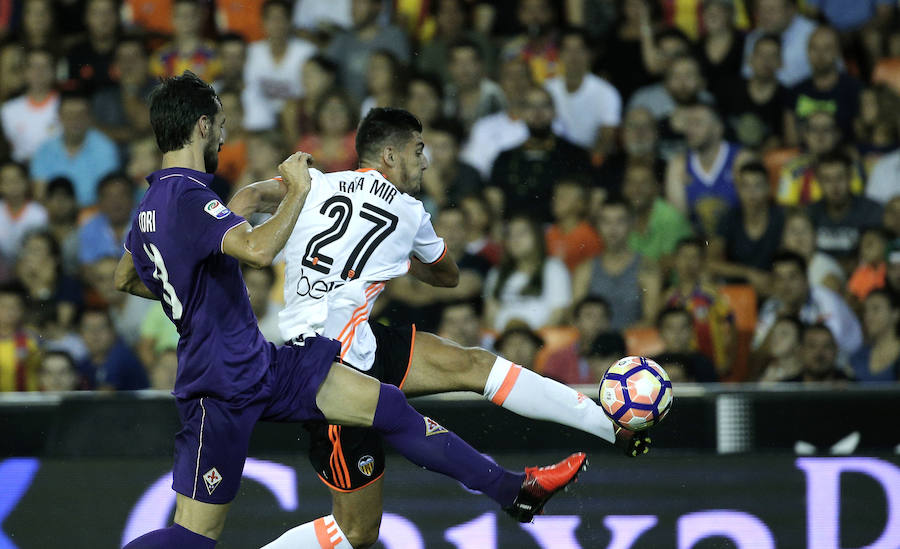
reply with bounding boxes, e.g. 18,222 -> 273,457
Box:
599,356 -> 673,431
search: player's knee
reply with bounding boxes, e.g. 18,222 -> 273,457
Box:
461,347 -> 495,389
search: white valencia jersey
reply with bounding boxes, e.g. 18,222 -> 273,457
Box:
279,168 -> 446,369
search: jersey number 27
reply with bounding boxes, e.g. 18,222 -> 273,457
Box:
302,196 -> 398,280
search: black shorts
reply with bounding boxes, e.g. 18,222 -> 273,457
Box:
304,321 -> 416,492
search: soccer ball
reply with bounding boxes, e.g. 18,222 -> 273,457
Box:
599,356 -> 673,431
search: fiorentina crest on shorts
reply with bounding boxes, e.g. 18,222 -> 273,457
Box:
203,467 -> 222,495
423,417 -> 448,436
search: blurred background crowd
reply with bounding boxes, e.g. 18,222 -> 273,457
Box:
1,0 -> 899,395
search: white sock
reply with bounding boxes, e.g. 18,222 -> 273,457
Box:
483,357 -> 616,443
261,514 -> 353,549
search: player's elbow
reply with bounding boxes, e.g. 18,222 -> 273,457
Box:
248,245 -> 278,269
436,263 -> 459,287
438,270 -> 459,287
114,263 -> 132,293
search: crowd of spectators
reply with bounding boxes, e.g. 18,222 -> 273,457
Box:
1,0 -> 899,393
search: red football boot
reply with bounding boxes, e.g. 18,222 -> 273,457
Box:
504,452 -> 588,523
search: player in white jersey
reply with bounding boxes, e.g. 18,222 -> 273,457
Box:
277,165 -> 445,370
264,108 -> 652,549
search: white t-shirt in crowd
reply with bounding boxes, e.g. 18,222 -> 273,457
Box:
866,149 -> 900,205
292,0 -> 351,30
1,93 -> 60,162
461,112 -> 529,180
544,73 -> 622,149
242,38 -> 317,131
0,201 -> 48,261
484,258 -> 572,332
753,284 -> 862,356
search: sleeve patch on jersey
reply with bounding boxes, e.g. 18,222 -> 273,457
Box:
204,199 -> 232,219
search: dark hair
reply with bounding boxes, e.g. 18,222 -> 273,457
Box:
0,281 -> 27,299
656,306 -> 693,329
1,160 -> 28,178
148,71 -> 220,153
772,250 -> 808,274
739,160 -> 768,179
25,47 -> 56,66
408,71 -> 445,102
59,87 -> 91,106
116,34 -> 149,56
600,198 -> 631,215
815,149 -> 853,171
754,33 -> 781,52
448,38 -> 484,60
42,350 -> 76,370
97,172 -> 134,196
625,158 -> 659,178
218,32 -> 245,46
559,26 -> 594,50
312,89 -> 357,134
494,214 -> 547,299
675,236 -> 707,255
588,332 -> 626,358
21,228 -> 62,262
80,307 -> 113,328
430,117 -> 466,145
574,296 -> 611,319
367,49 -> 408,96
774,314 -> 803,333
494,326 -> 544,351
305,54 -> 339,78
801,322 -> 835,343
45,176 -> 76,198
441,297 -> 483,318
655,27 -> 692,48
430,0 -> 473,17
866,288 -> 900,309
355,107 -> 423,161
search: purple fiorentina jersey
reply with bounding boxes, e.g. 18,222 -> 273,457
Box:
125,167 -> 271,400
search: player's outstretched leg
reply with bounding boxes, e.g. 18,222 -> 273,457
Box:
315,363 -> 586,515
403,333 -> 618,444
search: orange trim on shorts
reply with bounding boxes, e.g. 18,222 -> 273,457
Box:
313,516 -> 344,548
334,426 -> 352,488
317,471 -> 385,493
327,426 -> 347,489
397,324 -> 417,390
490,364 -> 522,406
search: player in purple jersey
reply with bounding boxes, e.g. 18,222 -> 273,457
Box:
115,72 -> 587,548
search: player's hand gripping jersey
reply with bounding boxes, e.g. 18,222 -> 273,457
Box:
279,168 -> 445,369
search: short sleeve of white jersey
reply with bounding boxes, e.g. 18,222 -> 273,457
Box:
411,210 -> 445,263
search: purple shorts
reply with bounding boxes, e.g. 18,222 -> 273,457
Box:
171,335 -> 340,504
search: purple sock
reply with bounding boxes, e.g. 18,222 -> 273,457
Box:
122,524 -> 216,548
372,384 -> 524,506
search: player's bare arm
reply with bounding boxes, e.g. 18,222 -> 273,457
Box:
222,153 -> 312,268
407,254 -> 459,287
226,177 -> 287,218
114,251 -> 159,300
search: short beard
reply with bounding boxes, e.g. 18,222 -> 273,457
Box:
203,140 -> 219,174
